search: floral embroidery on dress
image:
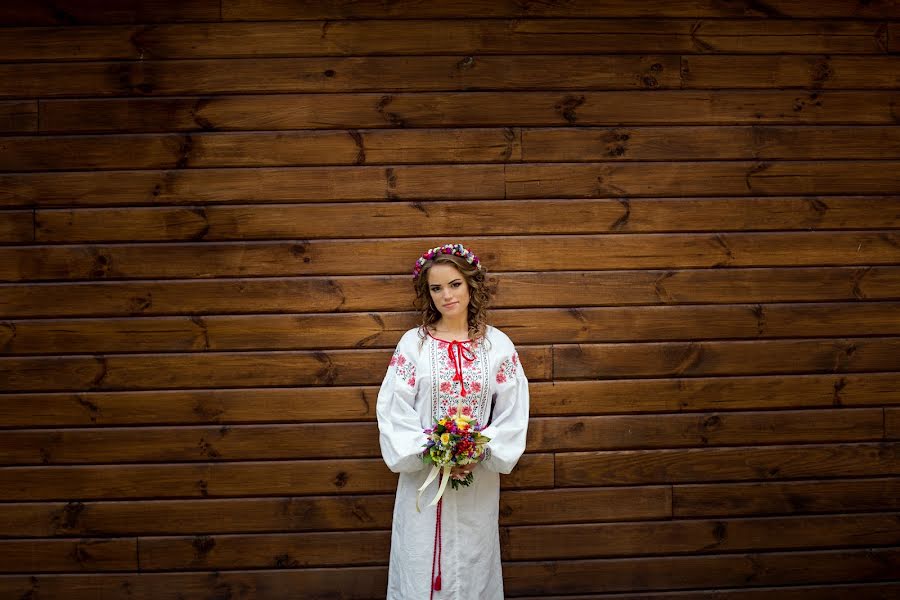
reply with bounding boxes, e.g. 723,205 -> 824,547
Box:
429,336 -> 490,423
390,349 -> 416,387
496,352 -> 519,384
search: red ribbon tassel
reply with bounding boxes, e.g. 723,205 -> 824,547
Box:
430,497 -> 443,598
446,340 -> 476,398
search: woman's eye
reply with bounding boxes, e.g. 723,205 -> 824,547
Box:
452,282 -> 461,288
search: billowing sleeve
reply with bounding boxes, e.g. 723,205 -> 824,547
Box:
376,331 -> 428,473
480,334 -> 530,474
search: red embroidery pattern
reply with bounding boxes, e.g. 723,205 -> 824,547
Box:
429,337 -> 489,422
496,352 -> 519,384
390,350 -> 416,387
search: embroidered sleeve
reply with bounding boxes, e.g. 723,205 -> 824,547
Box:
496,351 -> 519,384
389,350 -> 416,387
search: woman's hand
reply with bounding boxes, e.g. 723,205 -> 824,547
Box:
450,463 -> 477,480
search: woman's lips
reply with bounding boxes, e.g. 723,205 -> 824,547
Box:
443,302 -> 458,308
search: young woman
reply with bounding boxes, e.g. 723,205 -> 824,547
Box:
376,243 -> 530,599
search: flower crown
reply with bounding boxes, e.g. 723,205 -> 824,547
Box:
412,243 -> 481,280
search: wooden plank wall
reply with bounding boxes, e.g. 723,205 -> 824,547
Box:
1,0 -> 900,597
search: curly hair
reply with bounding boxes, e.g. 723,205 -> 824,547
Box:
413,253 -> 494,343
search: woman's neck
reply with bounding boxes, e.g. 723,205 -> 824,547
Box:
431,316 -> 470,339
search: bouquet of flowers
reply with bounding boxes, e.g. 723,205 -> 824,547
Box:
416,404 -> 490,511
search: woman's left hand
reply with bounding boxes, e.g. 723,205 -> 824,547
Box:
450,463 -> 477,480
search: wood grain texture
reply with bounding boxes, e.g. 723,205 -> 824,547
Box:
38,91 -> 900,134
26,197 -> 900,243
1,267 -> 896,318
2,372 -> 898,429
0,101 -> 37,133
0,453 -> 554,501
4,303 -> 899,354
3,233 -> 899,281
0,1 -> 220,25
0,20 -> 888,61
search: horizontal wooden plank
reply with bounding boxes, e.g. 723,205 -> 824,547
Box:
0,487 -> 668,538
682,56 -> 900,89
0,345 -> 552,392
6,161 -> 900,208
131,512 -> 900,568
221,0 -> 900,19
0,453 -> 552,501
0,165 -> 505,207
0,1 -> 220,25
1,267 -> 896,318
28,197 -> 900,242
6,126 -> 900,172
673,477 -> 900,517
3,233 -> 899,281
555,442 -> 900,486
0,209 -> 31,243
521,126 -> 900,161
504,161 -> 900,198
512,583 -> 900,600
554,337 -> 900,379
501,547 -> 900,595
0,568 -> 387,599
0,128 -> 522,171
505,513 -> 900,561
3,372 -> 898,429
0,100 -> 37,133
38,91 -> 900,133
140,530 -> 389,570
5,303 -> 899,354
0,20 -> 887,61
0,538 -> 135,573
0,56 -> 680,98
886,407 -> 899,439
0,409 -> 882,465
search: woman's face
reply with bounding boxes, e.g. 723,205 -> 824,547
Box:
427,263 -> 471,321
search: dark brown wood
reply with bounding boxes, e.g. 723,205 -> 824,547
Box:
504,513 -> 900,560
221,0 -> 900,19
0,101 -> 37,133
1,267 -> 896,318
0,128 -> 522,171
0,1 -> 220,25
0,569 -> 388,600
501,547 -> 900,595
5,127 -> 900,172
0,409 -> 882,465
3,372 -> 898,429
682,56 -> 900,89
553,337 -> 900,379
5,303 -> 898,355
0,346 -> 553,391
3,233 -> 899,281
0,210 -> 32,243
0,56 -> 680,98
886,408 -> 899,439
555,442 -> 900,486
38,91 -> 900,134
521,127 -> 900,161
673,477 -> 900,516
0,453 -> 553,501
0,21 -> 887,61
511,583 -> 900,600
140,530 -> 390,570
29,197 -> 900,243
0,538 -> 136,573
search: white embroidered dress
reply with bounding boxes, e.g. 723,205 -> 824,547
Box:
376,325 -> 530,599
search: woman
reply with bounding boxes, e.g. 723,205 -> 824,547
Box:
376,243 -> 530,599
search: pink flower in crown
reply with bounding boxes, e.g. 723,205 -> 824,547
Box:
440,381 -> 452,393
496,371 -> 507,384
